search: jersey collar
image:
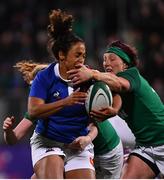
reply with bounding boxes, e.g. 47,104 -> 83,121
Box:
54,63 -> 71,83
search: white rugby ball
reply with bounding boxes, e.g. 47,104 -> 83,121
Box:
85,81 -> 113,114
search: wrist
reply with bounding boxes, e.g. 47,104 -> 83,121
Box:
112,108 -> 119,116
92,70 -> 100,81
87,134 -> 92,143
62,98 -> 69,106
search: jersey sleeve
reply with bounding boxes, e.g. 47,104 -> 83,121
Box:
117,67 -> 141,91
24,112 -> 36,124
29,70 -> 49,100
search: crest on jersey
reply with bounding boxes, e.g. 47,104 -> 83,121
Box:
53,91 -> 60,99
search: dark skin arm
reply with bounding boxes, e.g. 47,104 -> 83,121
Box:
28,88 -> 87,119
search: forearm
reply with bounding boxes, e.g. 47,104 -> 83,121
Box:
13,119 -> 33,140
28,98 -> 66,118
112,94 -> 122,114
34,107 -> 63,118
87,123 -> 98,141
92,70 -> 122,92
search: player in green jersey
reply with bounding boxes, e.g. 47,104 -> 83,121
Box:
67,40 -> 164,178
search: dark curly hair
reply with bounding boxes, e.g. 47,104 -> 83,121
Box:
47,9 -> 84,60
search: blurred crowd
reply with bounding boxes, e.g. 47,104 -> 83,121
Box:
0,0 -> 163,142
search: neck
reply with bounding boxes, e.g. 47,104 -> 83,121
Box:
59,64 -> 68,80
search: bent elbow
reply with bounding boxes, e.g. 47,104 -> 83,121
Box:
28,108 -> 39,119
113,81 -> 129,93
112,82 -> 122,92
117,83 -> 122,92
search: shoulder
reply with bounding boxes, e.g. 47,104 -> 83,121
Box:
117,67 -> 141,91
29,63 -> 57,98
117,67 -> 140,77
31,62 -> 57,90
39,62 -> 56,75
36,63 -> 56,80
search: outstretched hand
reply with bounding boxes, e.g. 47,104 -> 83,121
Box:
68,135 -> 92,151
90,106 -> 118,122
64,88 -> 87,106
67,64 -> 93,85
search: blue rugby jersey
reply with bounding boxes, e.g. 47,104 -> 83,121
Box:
29,63 -> 89,143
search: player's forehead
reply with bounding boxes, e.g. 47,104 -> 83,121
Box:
103,53 -> 117,60
69,42 -> 85,53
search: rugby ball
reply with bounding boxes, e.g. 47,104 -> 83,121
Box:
85,81 -> 113,114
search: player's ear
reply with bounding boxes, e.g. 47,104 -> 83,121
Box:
59,51 -> 65,61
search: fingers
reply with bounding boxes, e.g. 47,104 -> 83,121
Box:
65,90 -> 87,106
90,110 -> 108,122
67,67 -> 83,83
71,91 -> 87,102
73,97 -> 87,105
72,98 -> 85,105
73,87 -> 80,92
98,107 -> 109,111
71,76 -> 79,84
73,137 -> 80,143
90,113 -> 104,121
67,69 -> 79,76
3,116 -> 15,130
74,64 -> 83,69
68,137 -> 86,150
72,92 -> 87,98
68,141 -> 82,150
67,64 -> 83,76
10,116 -> 15,122
68,74 -> 77,81
68,74 -> 82,85
72,79 -> 82,85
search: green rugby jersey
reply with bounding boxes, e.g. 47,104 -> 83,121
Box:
93,120 -> 120,155
117,67 -> 164,146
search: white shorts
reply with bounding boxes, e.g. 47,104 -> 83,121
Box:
30,132 -> 95,172
109,115 -> 136,149
130,144 -> 164,176
94,140 -> 124,179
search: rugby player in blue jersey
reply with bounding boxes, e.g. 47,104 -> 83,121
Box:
3,9 -> 99,179
3,59 -> 98,178
4,59 -> 125,179
26,9 -> 97,179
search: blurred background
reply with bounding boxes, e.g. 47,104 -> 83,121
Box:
0,0 -> 163,178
